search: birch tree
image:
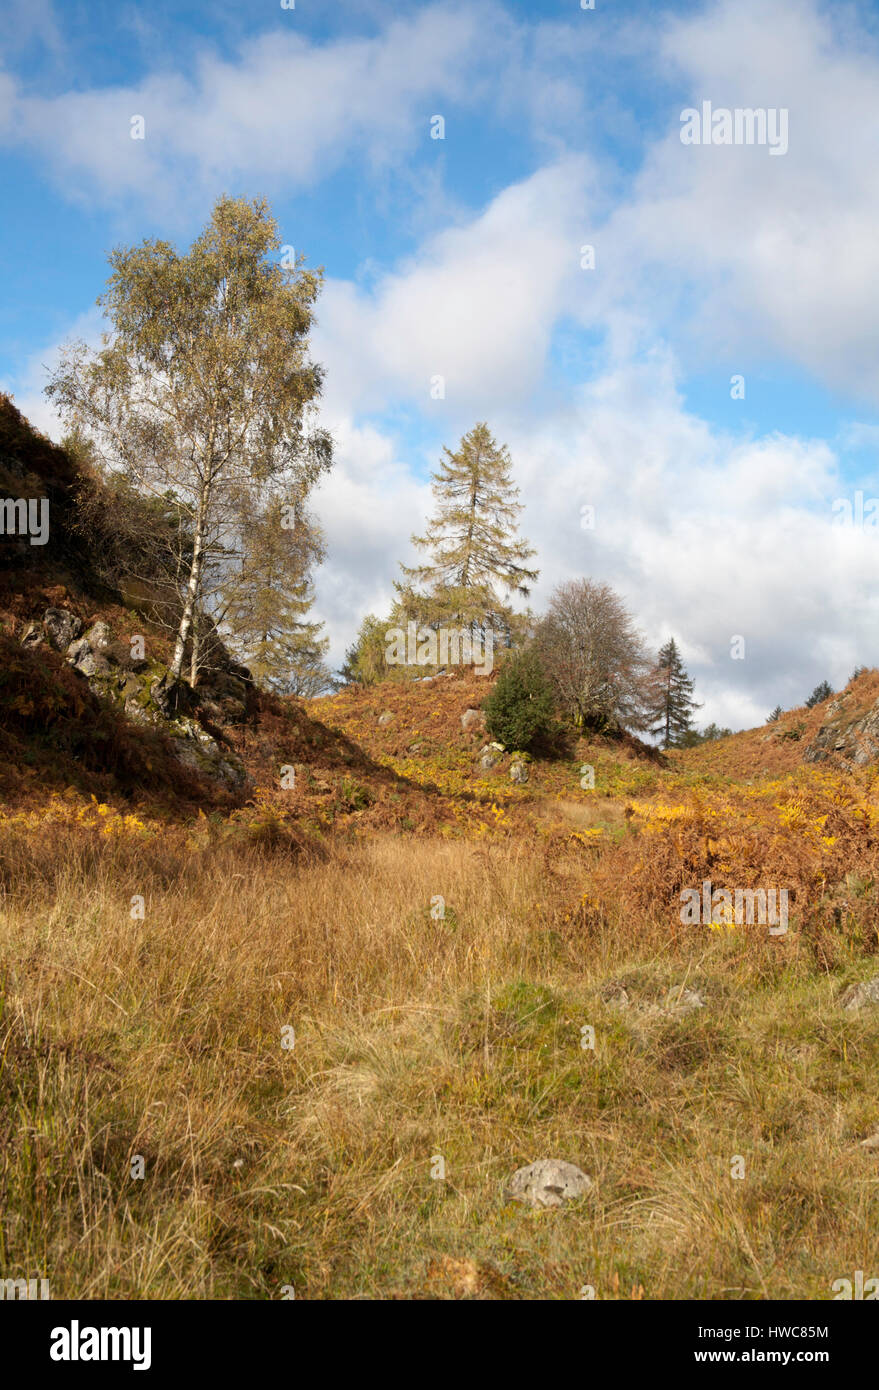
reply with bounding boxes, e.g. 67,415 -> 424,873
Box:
46,195 -> 332,699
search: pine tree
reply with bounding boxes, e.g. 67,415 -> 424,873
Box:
222,498 -> 331,696
647,638 -> 701,747
805,680 -> 833,708
335,614 -> 394,688
767,705 -> 783,723
395,423 -> 537,647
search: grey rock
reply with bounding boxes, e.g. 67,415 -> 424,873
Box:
479,744 -> 502,770
83,620 -> 111,652
43,607 -> 82,651
124,696 -> 157,726
510,760 -> 529,784
840,977 -> 879,1012
170,715 -> 248,790
66,636 -> 110,678
507,1159 -> 592,1209
602,986 -> 630,1011
377,711 -> 395,726
20,622 -> 44,649
806,695 -> 879,769
664,986 -> 705,1017
461,707 -> 485,732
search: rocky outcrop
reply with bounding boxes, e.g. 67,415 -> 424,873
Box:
19,607 -> 249,792
805,694 -> 879,768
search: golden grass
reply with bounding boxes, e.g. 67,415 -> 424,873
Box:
2,823 -> 878,1299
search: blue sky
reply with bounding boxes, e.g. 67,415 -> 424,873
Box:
3,0 -> 879,726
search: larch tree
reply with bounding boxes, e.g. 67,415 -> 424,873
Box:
45,194 -> 332,700
220,496 -> 331,696
395,422 -> 538,645
647,637 -> 701,747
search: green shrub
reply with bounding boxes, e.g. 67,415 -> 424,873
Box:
482,647 -> 558,753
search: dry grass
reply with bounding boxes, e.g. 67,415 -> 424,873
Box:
2,823 -> 878,1300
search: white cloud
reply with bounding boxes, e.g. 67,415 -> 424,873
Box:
588,0 -> 879,402
314,156 -> 597,418
2,7 -> 485,211
8,0 -> 879,723
306,416 -> 431,667
503,356 -> 876,728
2,305 -> 106,439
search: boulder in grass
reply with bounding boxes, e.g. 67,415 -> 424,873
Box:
664,986 -> 705,1018
840,977 -> 879,1012
461,707 -> 485,732
507,1159 -> 592,1209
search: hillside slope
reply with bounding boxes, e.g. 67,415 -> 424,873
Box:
3,399 -> 879,1302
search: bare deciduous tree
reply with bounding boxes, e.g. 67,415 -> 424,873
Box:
535,578 -> 649,730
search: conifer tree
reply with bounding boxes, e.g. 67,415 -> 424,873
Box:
395,423 -> 537,645
647,638 -> 700,747
221,498 -> 331,696
805,680 -> 833,708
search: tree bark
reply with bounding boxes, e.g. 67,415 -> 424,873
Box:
170,480 -> 209,686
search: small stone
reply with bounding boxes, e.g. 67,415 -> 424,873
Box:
859,1131 -> 879,1153
20,623 -> 44,649
510,761 -> 529,784
507,1159 -> 592,1209
840,977 -> 879,1011
377,711 -> 395,726
664,986 -> 705,1017
601,985 -> 630,1011
461,708 -> 485,732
